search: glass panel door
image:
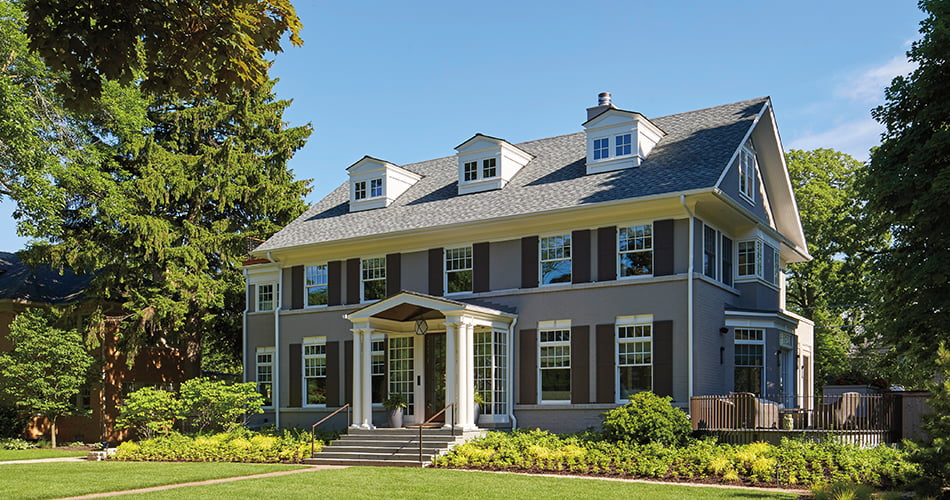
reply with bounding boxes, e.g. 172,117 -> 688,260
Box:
388,336 -> 415,417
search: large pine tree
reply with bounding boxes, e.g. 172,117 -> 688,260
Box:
861,0 -> 950,385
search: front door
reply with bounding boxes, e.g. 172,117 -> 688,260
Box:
424,332 -> 446,421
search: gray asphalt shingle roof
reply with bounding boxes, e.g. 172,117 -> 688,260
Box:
257,97 -> 768,252
0,252 -> 91,304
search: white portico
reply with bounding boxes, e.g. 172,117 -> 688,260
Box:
344,291 -> 516,431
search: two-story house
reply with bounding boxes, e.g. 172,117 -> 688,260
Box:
243,93 -> 814,433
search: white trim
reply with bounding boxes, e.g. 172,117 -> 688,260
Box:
444,245 -> 474,295
616,221 -> 655,279
616,320 -> 653,403
303,264 -> 329,309
359,256 -> 387,303
255,346 -> 275,409
538,233 -> 573,286
537,324 -> 572,404
714,102 -> 768,188
301,336 -> 328,408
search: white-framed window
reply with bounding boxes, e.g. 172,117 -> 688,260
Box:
737,240 -> 762,278
388,336 -> 415,416
445,246 -> 473,294
540,234 -> 572,284
305,265 -> 328,307
538,323 -> 571,403
769,244 -> 780,285
482,157 -> 497,178
734,328 -> 765,396
256,347 -> 274,407
593,137 -> 609,160
463,161 -> 478,181
361,257 -> 386,301
354,180 -> 367,200
257,283 -> 276,312
474,329 -> 508,416
618,224 -> 653,277
617,322 -> 652,401
370,178 -> 383,198
303,337 -> 327,406
703,224 -> 719,280
371,336 -> 386,405
738,140 -> 757,202
615,133 -> 632,156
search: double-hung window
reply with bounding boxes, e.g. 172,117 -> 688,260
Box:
463,161 -> 478,181
371,337 -> 386,404
617,322 -> 652,400
361,257 -> 386,301
615,133 -> 632,156
734,328 -> 765,396
257,283 -> 276,311
303,338 -> 327,406
445,247 -> 473,294
593,138 -> 609,160
539,327 -> 571,402
540,235 -> 572,284
618,224 -> 653,277
703,225 -> 719,280
256,347 -> 274,406
354,181 -> 367,200
369,178 -> 383,198
737,240 -> 762,278
305,265 -> 328,307
482,158 -> 497,178
738,140 -> 757,202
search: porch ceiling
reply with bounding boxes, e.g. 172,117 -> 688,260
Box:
372,303 -> 444,322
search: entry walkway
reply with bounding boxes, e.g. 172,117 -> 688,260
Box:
0,456 -> 87,465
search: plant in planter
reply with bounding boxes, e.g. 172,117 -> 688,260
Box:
383,394 -> 408,428
473,388 -> 486,425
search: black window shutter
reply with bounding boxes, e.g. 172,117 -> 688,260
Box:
328,261 -> 342,306
518,329 -> 538,404
428,248 -> 444,296
521,236 -> 539,289
326,341 -> 340,406
722,237 -> 733,286
386,253 -> 401,296
346,258 -> 360,304
473,242 -> 490,293
289,343 -> 302,407
595,324 -> 616,403
597,227 -> 617,282
571,230 -> 591,284
653,219 -> 674,276
248,284 -> 256,312
291,266 -> 304,309
344,340 -> 353,405
571,325 -> 590,404
653,320 -> 674,398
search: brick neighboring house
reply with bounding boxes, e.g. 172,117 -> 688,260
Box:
0,251 -> 185,443
243,93 -> 815,433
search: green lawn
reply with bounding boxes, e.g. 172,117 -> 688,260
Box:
0,448 -> 88,461
0,461 -> 304,500
120,467 -> 799,500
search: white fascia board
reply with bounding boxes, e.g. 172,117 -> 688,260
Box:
714,103 -> 767,189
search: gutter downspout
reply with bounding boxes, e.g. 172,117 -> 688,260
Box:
507,316 -> 518,431
268,251 -> 282,429
680,195 -> 695,400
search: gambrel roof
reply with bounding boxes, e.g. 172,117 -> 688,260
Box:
256,97 -> 796,253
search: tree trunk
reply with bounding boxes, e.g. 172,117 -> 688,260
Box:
50,416 -> 57,448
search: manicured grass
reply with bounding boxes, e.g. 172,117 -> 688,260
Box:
0,448 -> 88,461
120,467 -> 799,500
0,461 -> 303,500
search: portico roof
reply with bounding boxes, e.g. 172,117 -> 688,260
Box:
344,290 -> 516,323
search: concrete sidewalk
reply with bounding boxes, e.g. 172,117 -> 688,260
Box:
0,456 -> 87,465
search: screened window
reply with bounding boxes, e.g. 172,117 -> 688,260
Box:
738,141 -> 756,201
618,324 -> 652,400
371,338 -> 386,404
305,265 -> 328,307
615,133 -> 632,156
618,224 -> 653,277
361,257 -> 386,301
482,158 -> 497,178
257,283 -> 275,311
593,138 -> 609,160
370,178 -> 383,198
256,348 -> 274,406
463,161 -> 478,181
354,181 -> 367,200
474,330 -> 508,416
540,235 -> 572,284
734,328 -> 764,396
539,329 -> 570,402
445,247 -> 473,294
703,225 -> 718,280
388,337 -> 415,416
303,339 -> 327,406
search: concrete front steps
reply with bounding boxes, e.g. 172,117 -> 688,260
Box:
305,427 -> 484,467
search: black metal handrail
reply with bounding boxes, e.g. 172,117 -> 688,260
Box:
310,403 -> 350,455
415,402 -> 456,464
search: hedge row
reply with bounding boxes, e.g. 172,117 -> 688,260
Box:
431,429 -> 920,488
113,429 -> 319,463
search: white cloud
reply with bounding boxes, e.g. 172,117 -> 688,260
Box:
786,118 -> 882,162
835,56 -> 916,104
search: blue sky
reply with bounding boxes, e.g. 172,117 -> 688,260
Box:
0,1 -> 924,252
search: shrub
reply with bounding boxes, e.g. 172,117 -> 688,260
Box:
179,378 -> 264,433
112,428 -> 317,463
0,438 -> 35,450
811,481 -> 876,500
600,392 -> 692,446
0,404 -> 28,438
116,387 -> 181,439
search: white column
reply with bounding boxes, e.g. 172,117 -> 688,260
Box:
457,321 -> 477,430
361,329 -> 375,429
444,321 -> 458,428
350,329 -> 364,429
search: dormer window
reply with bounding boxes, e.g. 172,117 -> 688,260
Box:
593,138 -> 609,160
455,134 -> 532,195
616,133 -> 632,156
583,92 -> 665,175
347,156 -> 421,212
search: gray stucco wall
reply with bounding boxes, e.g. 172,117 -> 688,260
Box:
734,282 -> 780,310
400,250 -> 428,293
489,239 -> 521,291
693,279 -> 740,396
